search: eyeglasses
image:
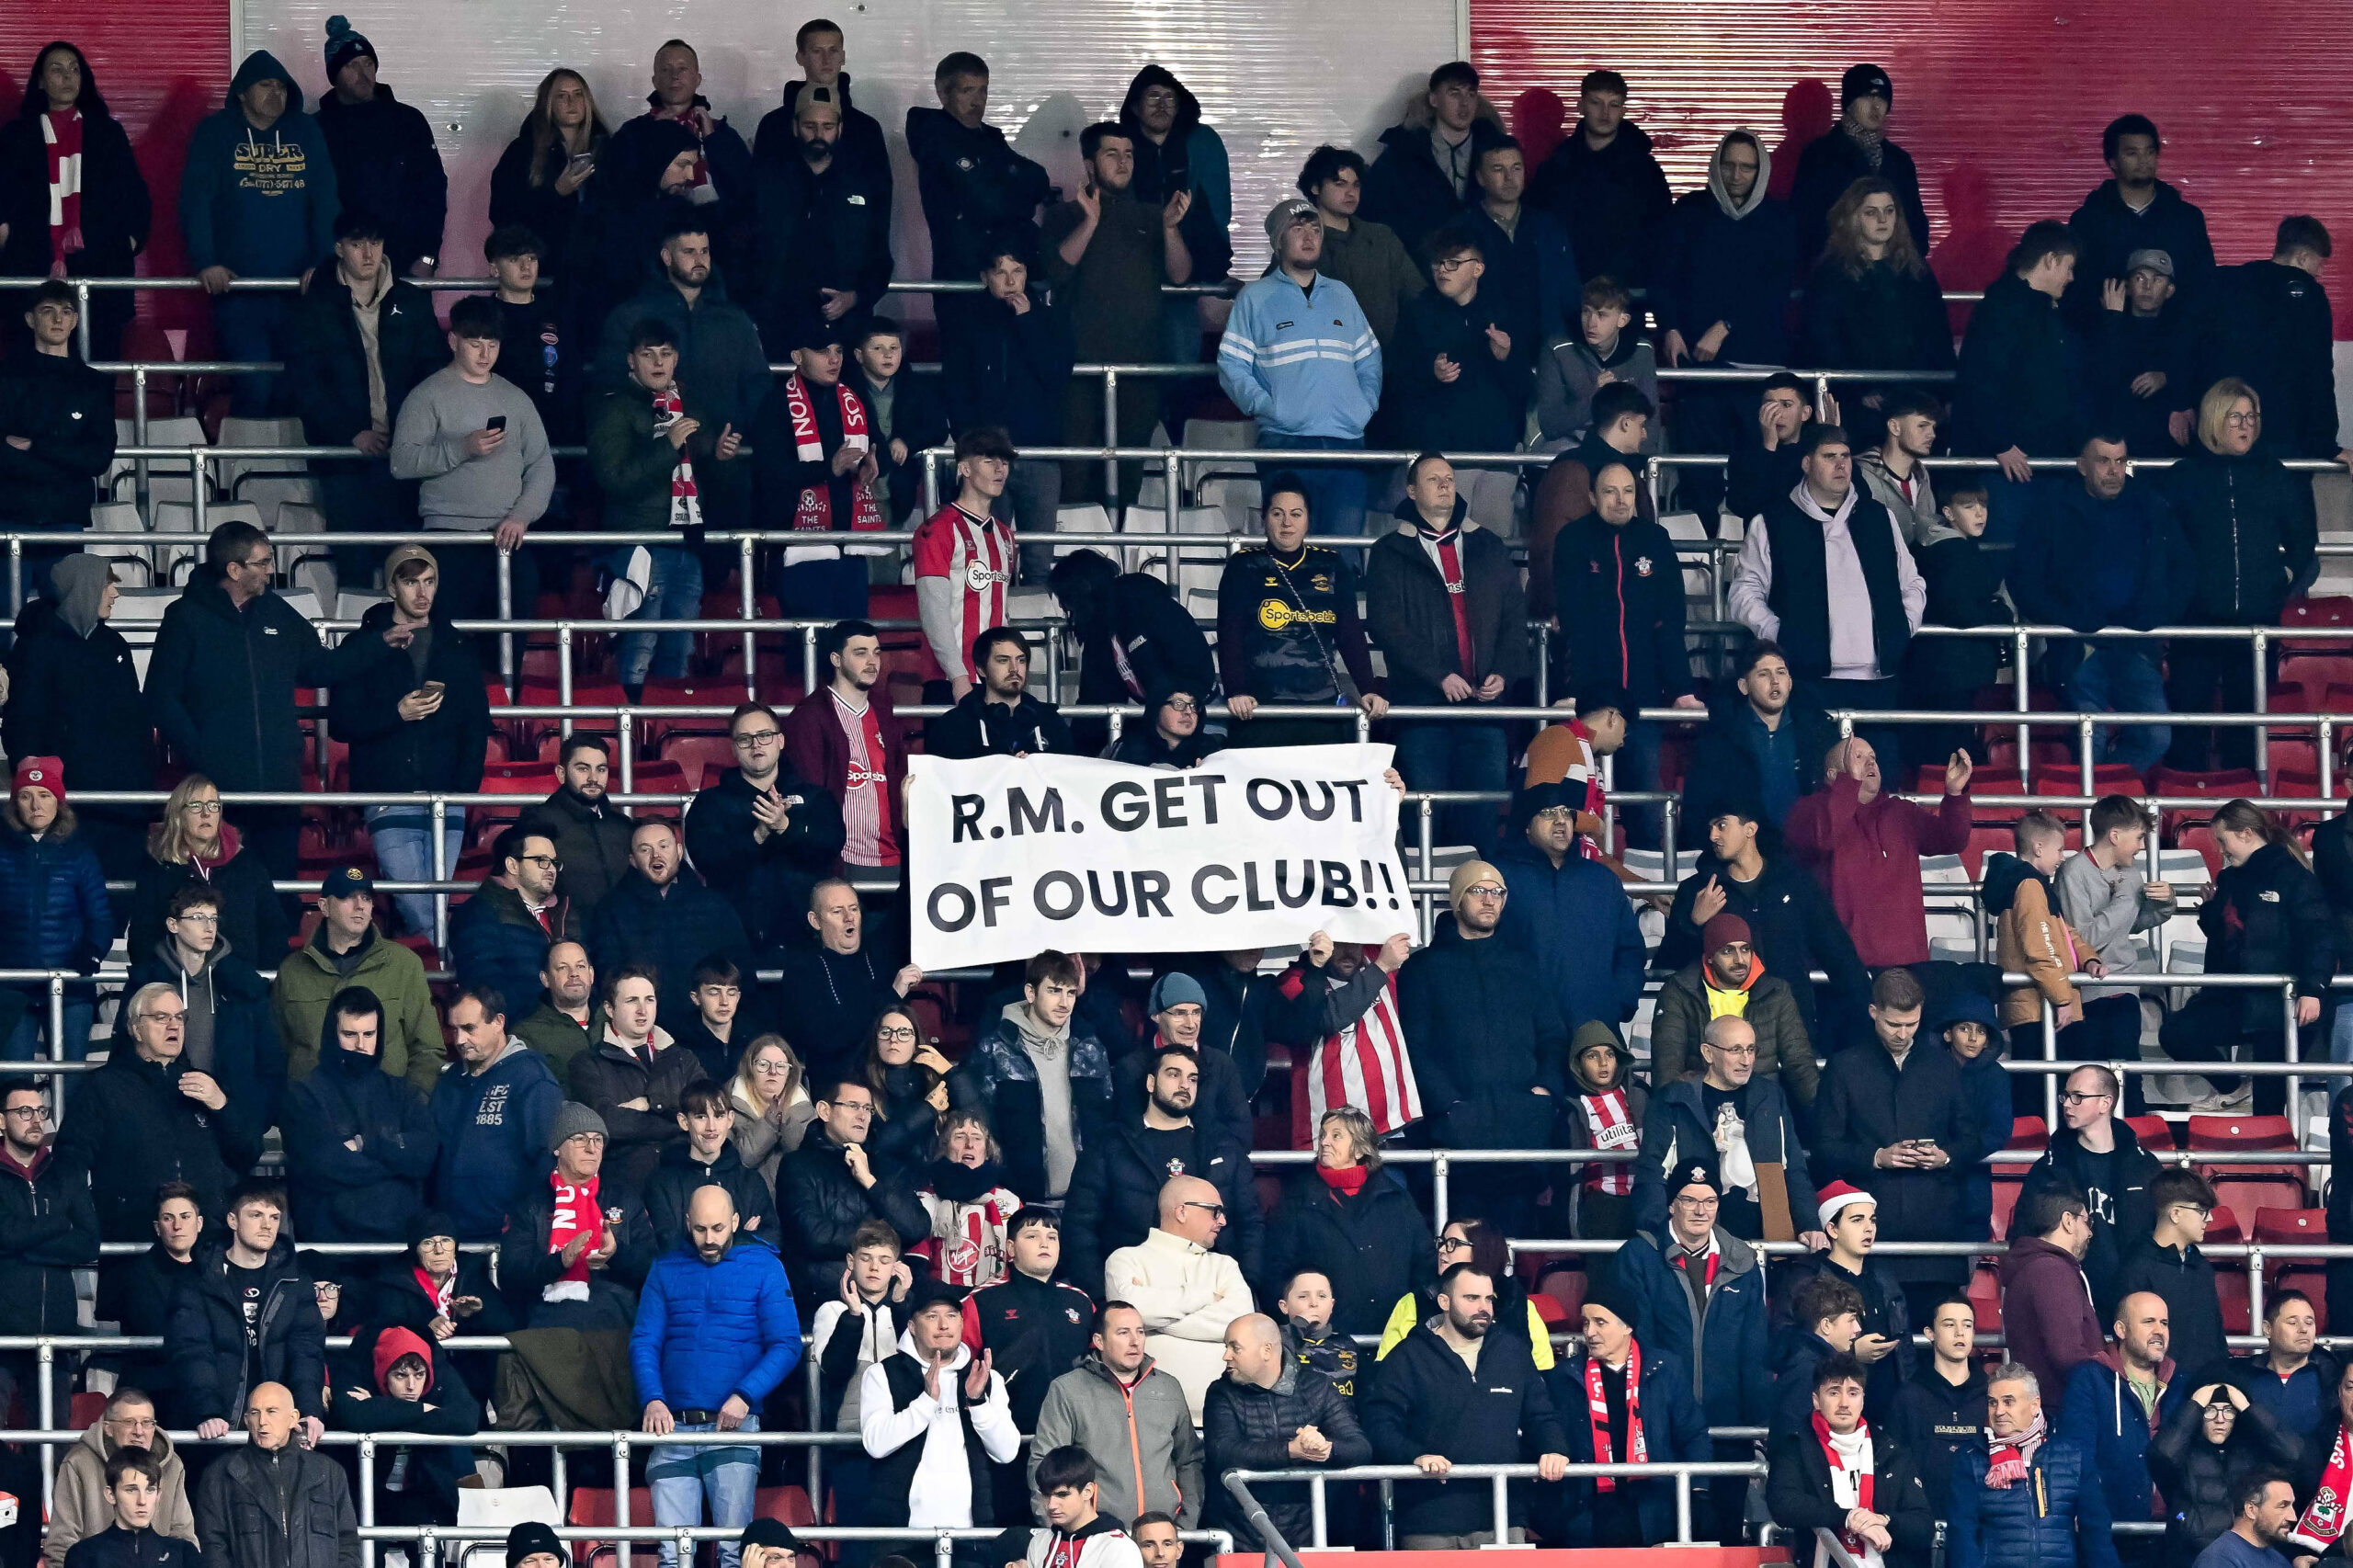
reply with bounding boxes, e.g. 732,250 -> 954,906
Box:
1163,699 -> 1199,714
2,1105 -> 49,1120
1463,884 -> 1506,900
1530,806 -> 1576,824
2172,1203 -> 2215,1221
183,801 -> 223,816
2223,411 -> 2259,426
172,912 -> 220,926
1431,256 -> 1476,274
753,1058 -> 791,1074
1435,1235 -> 1472,1253
733,730 -> 782,747
517,854 -> 562,869
876,1026 -> 918,1042
1705,1040 -> 1758,1059
2059,1090 -> 2114,1107
1180,1201 -> 1226,1220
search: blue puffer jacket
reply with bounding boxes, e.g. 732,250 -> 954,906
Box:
1946,1436 -> 2121,1568
1608,1226 -> 1773,1429
630,1238 -> 803,1412
0,822 -> 111,974
427,1038 -> 564,1243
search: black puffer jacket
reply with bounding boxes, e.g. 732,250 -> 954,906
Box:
144,574 -> 396,792
2162,443 -> 2318,625
281,270 -> 443,450
326,602 -> 491,794
280,1019 -> 438,1242
1528,119 -> 1672,287
566,1032 -> 707,1191
1203,1362 -> 1372,1548
1263,1165 -> 1433,1338
0,351 -> 116,529
682,765 -> 846,949
0,1143 -> 99,1335
641,1137 -> 780,1255
1813,1039 -> 1981,1256
167,1233 -> 327,1424
583,868 -> 755,1028
2200,841 -> 2335,1034
777,1127 -> 928,1308
53,1040 -> 265,1241
315,85 -> 447,276
2,596 -> 153,793
2149,1394 -> 2302,1563
1396,922 -> 1566,1144
1059,1117 -> 1262,1290
193,1443 -> 358,1568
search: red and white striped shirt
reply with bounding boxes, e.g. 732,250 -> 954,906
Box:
830,689 -> 899,867
1575,1088 -> 1637,1196
914,1181 -> 1023,1288
913,503 -> 1014,684
1287,964 -> 1421,1144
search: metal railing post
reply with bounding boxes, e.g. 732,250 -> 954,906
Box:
132,369 -> 153,515
2255,630 -> 2272,781
1490,1471 -> 1510,1543
557,626 -> 574,741
614,1434 -> 631,1568
1164,448 -> 1181,535
2014,628 -> 2032,787
2042,996 -> 2060,1127
803,624 -> 820,696
1432,1151 -> 1450,1233
2288,982 -> 2304,1151
431,799 -> 449,951
74,281 -> 92,361
1101,368 -> 1121,502
619,712 -> 636,795
1676,1470 -> 1694,1543
360,1437 -> 378,1568
38,1341 -> 54,1511
934,1532 -> 955,1568
740,534 -> 759,697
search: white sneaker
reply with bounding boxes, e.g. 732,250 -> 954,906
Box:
2189,1085 -> 2253,1113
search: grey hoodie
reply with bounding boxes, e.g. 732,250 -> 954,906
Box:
2053,848 -> 2168,1002
1857,448 -> 1942,546
1707,130 -> 1774,221
1001,1001 -> 1076,1196
49,554 -> 112,640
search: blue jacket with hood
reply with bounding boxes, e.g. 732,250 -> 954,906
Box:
177,51 -> 340,278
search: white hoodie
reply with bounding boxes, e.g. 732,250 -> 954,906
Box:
858,1327 -> 1020,1526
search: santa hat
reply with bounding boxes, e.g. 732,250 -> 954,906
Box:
1817,1180 -> 1875,1229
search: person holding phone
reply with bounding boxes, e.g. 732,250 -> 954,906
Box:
326,542 -> 492,937
391,293 -> 556,666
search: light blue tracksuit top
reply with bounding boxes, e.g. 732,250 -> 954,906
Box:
1217,270 -> 1383,441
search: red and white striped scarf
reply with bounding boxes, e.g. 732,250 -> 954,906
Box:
1813,1414 -> 1880,1568
1285,963 -> 1421,1145
2294,1424 -> 2353,1551
1577,1088 -> 1637,1195
43,110 -> 84,269
651,384 -> 701,530
786,373 -> 884,535
1586,1341 -> 1645,1492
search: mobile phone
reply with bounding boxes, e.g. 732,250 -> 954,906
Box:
486,414 -> 508,432
567,151 -> 596,173
420,681 -> 446,700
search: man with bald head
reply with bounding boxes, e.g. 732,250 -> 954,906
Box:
1784,733 -> 1972,968
585,817 -> 754,1025
194,1382 -> 358,1568
2056,1290 -> 2185,1540
1104,1176 -> 1255,1420
1203,1313 -> 1370,1549
631,1185 -> 802,1568
752,82 -> 893,352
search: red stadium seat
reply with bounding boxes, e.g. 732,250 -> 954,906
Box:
2206,1207 -> 2244,1244
1968,1263 -> 2002,1331
2124,1115 -> 2176,1151
2188,1116 -> 2296,1151
563,1486 -> 654,1568
2217,1267 -> 2253,1335
2254,1208 -> 2327,1244
659,733 -> 738,794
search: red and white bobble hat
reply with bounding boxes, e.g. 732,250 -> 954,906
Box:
11,756 -> 63,803
1818,1180 -> 1876,1230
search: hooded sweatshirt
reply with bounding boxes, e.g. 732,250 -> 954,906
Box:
1002,1002 -> 1076,1197
1982,852 -> 2086,1028
176,52 -> 339,278
1649,131 -> 1796,369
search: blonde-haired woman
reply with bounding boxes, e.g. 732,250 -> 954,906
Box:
488,68 -> 609,275
2158,800 -> 2332,1113
2160,377 -> 2316,769
124,774 -> 290,968
727,1034 -> 814,1198
910,1108 -> 1021,1288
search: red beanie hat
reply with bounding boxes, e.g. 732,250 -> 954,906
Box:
11,756 -> 63,803
372,1324 -> 436,1397
1700,911 -> 1752,955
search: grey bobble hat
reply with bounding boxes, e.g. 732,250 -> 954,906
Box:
549,1102 -> 607,1153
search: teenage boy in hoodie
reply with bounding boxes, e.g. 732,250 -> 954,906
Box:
0,283 -> 115,556
1937,991 -> 2014,1239
61,1447 -> 203,1568
1361,62 -> 1498,264
1528,70 -> 1671,288
315,19 -> 447,277
1893,1293 -> 1990,1527
2055,794 -> 2173,1067
281,986 -> 438,1244
1903,479 -> 2006,767
1790,65 -> 1931,271
1653,130 -> 1797,521
177,51 -> 340,415
2064,116 -> 2215,329
270,867 -> 440,1093
2057,1291 -> 2186,1540
1391,236 -> 1531,528
1648,912 -> 1819,1104
1120,63 -> 1233,398
1019,1447 -> 1147,1568
2094,250 -> 2198,455
1985,812 -> 2105,1060
1364,454 -> 1528,848
331,1324 -> 480,1526
1536,275 -> 1656,449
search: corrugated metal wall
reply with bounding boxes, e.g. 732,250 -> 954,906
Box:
1470,0 -> 2353,325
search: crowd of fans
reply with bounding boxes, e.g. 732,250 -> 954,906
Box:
6,19 -> 2353,1568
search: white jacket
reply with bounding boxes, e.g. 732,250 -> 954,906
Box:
1104,1227 -> 1254,1423
858,1328 -> 1020,1527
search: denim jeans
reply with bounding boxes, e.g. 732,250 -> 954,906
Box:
213,293 -> 290,416
1257,433 -> 1368,535
1002,458 -> 1064,584
1392,720 -> 1507,852
5,998 -> 96,1062
645,1415 -> 758,1568
618,546 -> 703,687
2065,646 -> 2170,775
365,808 -> 467,937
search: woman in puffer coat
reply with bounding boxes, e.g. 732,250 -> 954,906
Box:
2150,1381 -> 2302,1565
0,757 -> 110,1059
1266,1106 -> 1435,1337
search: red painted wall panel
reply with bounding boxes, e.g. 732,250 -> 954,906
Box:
1469,0 -> 2353,329
0,2 -> 231,335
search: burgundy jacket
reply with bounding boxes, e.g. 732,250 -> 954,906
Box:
784,685 -> 911,852
1996,1235 -> 2105,1399
1783,774 -> 1971,967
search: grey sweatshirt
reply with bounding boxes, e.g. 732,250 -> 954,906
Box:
389,366 -> 555,528
1002,1000 -> 1077,1197
2054,849 -> 2169,1002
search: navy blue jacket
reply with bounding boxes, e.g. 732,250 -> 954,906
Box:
427,1040 -> 564,1243
1548,1344 -> 1711,1547
1528,119 -> 1672,288
1391,284 -> 1532,454
1652,187 -> 1798,369
1953,1045 -> 2013,1238
1608,1226 -> 1773,1430
1946,1436 -> 2122,1568
1493,837 -> 1646,1031
282,1034 -> 438,1242
2057,1355 -> 2188,1528
629,1236 -> 803,1412
585,867 -> 755,1028
1954,272 -> 2089,460
905,106 -> 1050,286
0,821 -> 111,975
1459,201 -> 1582,350
2189,259 -> 2341,460
1360,119 -> 1499,266
315,85 -> 448,277
1790,129 -> 1931,269
2011,479 -> 2192,649
683,765 -> 846,951
938,287 -> 1074,449
1552,512 -> 1697,706
2064,178 -> 2215,328
449,881 -> 556,1028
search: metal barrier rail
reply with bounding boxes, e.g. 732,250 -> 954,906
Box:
1222,1460 -> 1761,1549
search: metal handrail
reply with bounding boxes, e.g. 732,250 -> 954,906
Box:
1222,1460 -> 1763,1548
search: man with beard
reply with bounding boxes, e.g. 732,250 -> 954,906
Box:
751,86 -> 892,349
1364,1262 -> 1570,1547
1043,123 -> 1193,505
512,940 -> 604,1074
520,736 -> 635,924
585,820 -> 753,1028
684,700 -> 845,948
1061,1048 -> 1262,1290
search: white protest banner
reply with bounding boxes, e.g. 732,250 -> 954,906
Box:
906,743 -> 1411,970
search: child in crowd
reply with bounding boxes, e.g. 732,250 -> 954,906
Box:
1536,276 -> 1659,449
1906,481 -> 2006,766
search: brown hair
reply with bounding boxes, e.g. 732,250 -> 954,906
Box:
523,69 -> 608,188
1824,176 -> 1928,278
2213,798 -> 2309,869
